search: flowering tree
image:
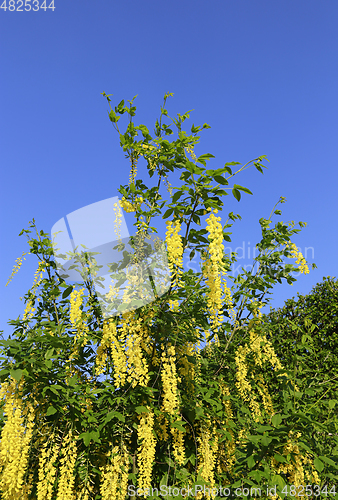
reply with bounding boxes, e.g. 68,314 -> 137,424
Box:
0,92 -> 337,500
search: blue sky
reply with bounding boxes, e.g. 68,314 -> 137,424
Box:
1,0 -> 337,338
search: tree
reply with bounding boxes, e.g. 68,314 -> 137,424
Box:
0,92 -> 336,500
261,277 -> 338,475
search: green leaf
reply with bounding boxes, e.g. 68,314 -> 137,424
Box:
78,431 -> 101,447
46,406 -> 57,416
196,153 -> 214,167
272,474 -> 286,492
319,456 -> 336,467
314,457 -> 324,472
195,407 -> 204,419
109,110 -> 120,123
186,161 -> 204,174
233,184 -> 253,195
172,191 -> 183,203
171,421 -> 186,433
9,369 -> 23,382
163,208 -> 174,219
271,414 -> 282,427
135,406 -> 149,414
104,410 -> 125,423
247,455 -> 255,468
213,175 -> 228,185
160,473 -> 168,488
232,188 -> 241,202
262,435 -> 272,446
62,286 -> 73,299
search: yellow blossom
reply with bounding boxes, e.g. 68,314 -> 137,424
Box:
100,445 -> 129,500
165,220 -> 184,287
288,242 -> 309,274
55,429 -> 77,500
137,411 -> 156,495
0,379 -> 35,499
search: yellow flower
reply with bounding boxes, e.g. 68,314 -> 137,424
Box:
161,345 -> 180,415
0,379 -> 35,498
6,251 -> 29,287
288,243 -> 309,274
137,411 -> 156,495
201,211 -> 227,332
165,220 -> 184,287
120,196 -> 135,213
55,429 -> 77,500
100,445 -> 129,500
197,424 -> 218,498
37,434 -> 59,500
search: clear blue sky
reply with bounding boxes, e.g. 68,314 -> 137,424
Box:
1,0 -> 337,338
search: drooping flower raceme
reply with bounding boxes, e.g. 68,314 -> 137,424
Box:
100,444 -> 129,500
288,242 -> 309,274
201,209 -> 225,332
165,220 -> 183,288
0,378 -> 35,500
137,411 -> 156,496
55,429 -> 77,500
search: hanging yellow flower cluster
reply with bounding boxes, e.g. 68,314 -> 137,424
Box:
101,319 -> 127,387
164,175 -> 173,196
23,261 -> 46,321
185,144 -> 197,162
165,220 -> 184,288
0,378 -> 35,499
128,153 -> 139,186
234,343 -> 262,422
95,319 -> 119,376
216,382 -> 236,475
137,411 -> 157,496
120,196 -> 135,213
96,313 -> 149,388
197,422 -> 219,498
99,445 -> 129,500
161,345 -> 180,414
37,434 -> 60,500
69,288 -> 85,328
270,430 -> 320,499
124,312 -> 149,387
171,428 -> 186,466
5,250 -> 29,287
177,341 -> 195,394
113,201 -> 123,242
156,412 -> 169,441
160,345 -> 185,465
77,482 -> 94,500
119,196 -> 144,214
141,143 -> 158,173
256,374 -> 274,415
68,288 -> 87,378
288,242 -> 309,274
234,330 -> 285,422
55,429 -> 77,500
201,209 -> 226,333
